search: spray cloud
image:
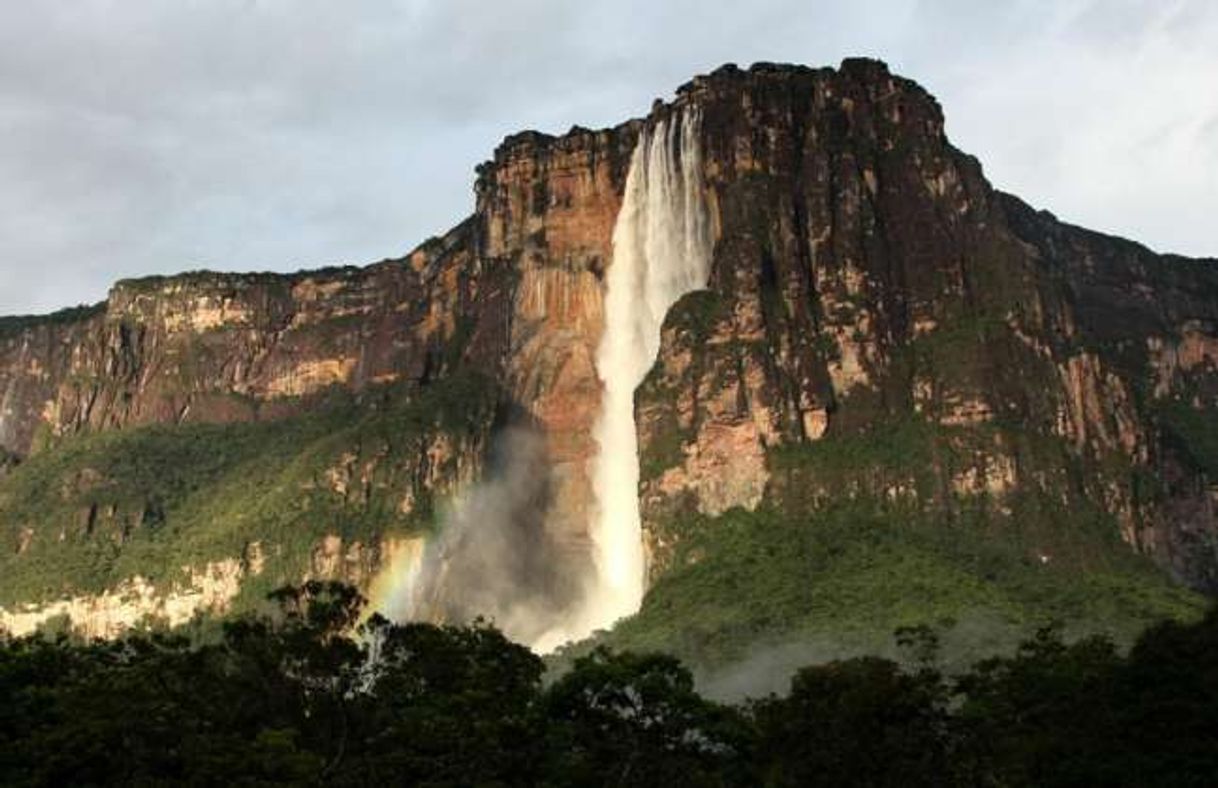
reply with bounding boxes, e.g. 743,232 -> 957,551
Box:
374,426 -> 583,649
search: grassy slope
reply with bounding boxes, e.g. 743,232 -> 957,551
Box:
598,421 -> 1207,672
611,502 -> 1203,669
1,369 -> 1209,672
0,371 -> 497,610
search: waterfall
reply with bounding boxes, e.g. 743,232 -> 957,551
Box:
584,107 -> 712,633
368,108 -> 711,653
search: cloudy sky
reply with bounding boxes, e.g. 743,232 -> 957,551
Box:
1,0 -> 1215,315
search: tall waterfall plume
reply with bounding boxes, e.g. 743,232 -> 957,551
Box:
367,108 -> 712,654
585,106 -> 712,633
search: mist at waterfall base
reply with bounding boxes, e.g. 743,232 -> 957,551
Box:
369,108 -> 711,653
372,427 -> 584,649
694,612 -> 1033,702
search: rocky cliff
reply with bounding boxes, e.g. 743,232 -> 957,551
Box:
0,219 -> 496,451
1,59 -> 1215,646
633,61 -> 1218,594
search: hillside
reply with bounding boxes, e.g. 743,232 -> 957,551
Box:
1,60 -> 1215,665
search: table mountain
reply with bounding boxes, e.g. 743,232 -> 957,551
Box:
1,60 -> 1214,662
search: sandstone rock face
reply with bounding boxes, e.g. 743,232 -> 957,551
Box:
629,61 -> 1218,589
2,59 -> 1218,634
0,555 -> 252,638
475,126 -> 636,560
0,219 -> 502,456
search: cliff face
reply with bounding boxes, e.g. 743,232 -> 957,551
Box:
474,126 -> 635,560
1,59 -> 1216,640
0,219 -> 501,454
634,61 -> 1218,592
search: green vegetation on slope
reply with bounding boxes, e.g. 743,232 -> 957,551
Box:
0,371 -> 499,609
614,419 -> 1206,670
615,501 -> 1202,670
1159,399 -> 1218,476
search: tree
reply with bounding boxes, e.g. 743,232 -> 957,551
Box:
346,616 -> 546,786
543,647 -> 752,786
751,656 -> 956,787
953,624 -> 1122,786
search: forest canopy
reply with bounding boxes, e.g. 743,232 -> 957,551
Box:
1,582 -> 1216,786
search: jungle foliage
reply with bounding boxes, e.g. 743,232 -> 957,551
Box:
1,583 -> 1216,786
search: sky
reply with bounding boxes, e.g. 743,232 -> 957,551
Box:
1,0 -> 1215,315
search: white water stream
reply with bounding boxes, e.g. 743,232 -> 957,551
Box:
373,108 -> 712,654
580,106 -> 712,636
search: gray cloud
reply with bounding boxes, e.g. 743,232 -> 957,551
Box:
1,0 -> 1215,314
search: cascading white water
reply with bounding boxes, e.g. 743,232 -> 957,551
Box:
582,106 -> 712,633
370,108 -> 711,654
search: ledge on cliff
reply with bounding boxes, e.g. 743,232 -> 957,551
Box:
0,302 -> 106,339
